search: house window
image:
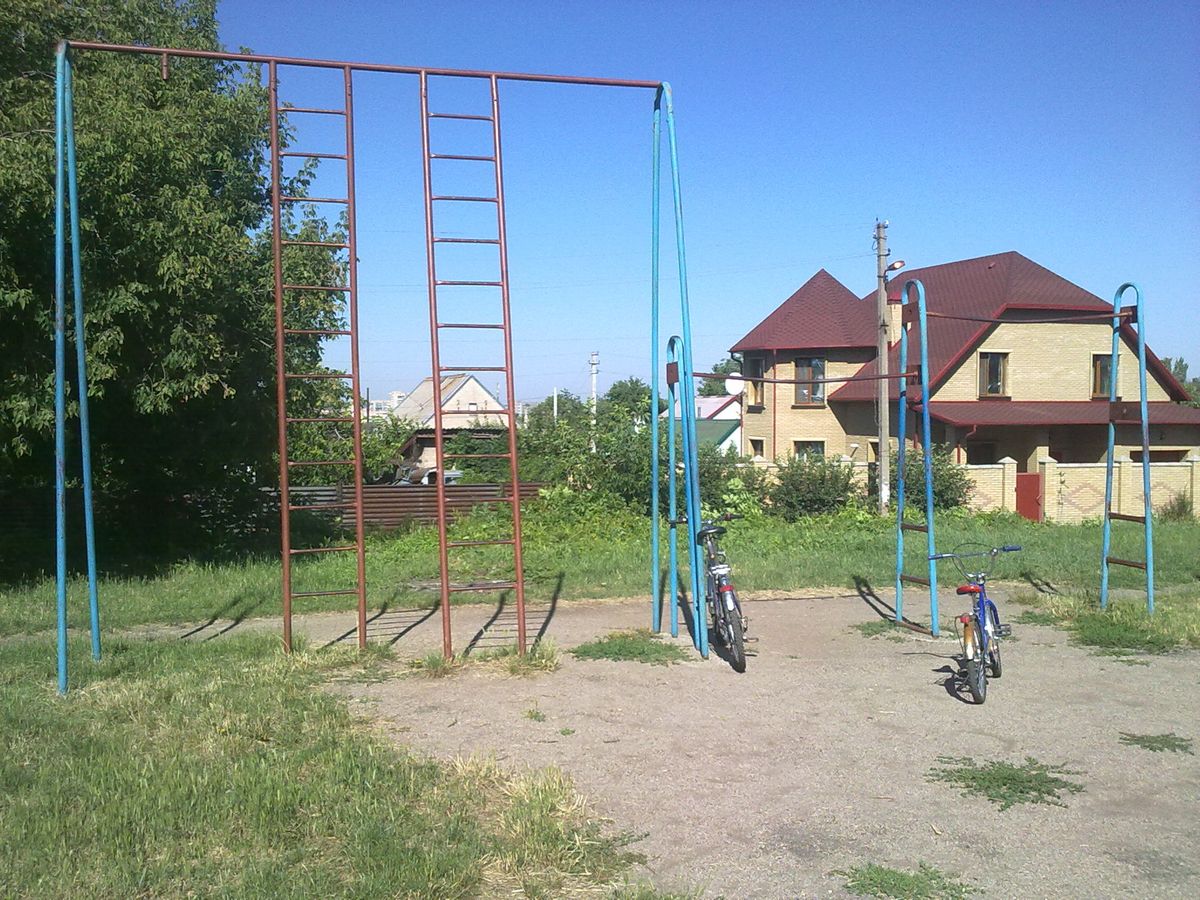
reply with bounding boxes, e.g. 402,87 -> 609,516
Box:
793,357 -> 825,406
749,438 -> 765,460
978,352 -> 1008,397
1092,355 -> 1113,399
965,443 -> 997,465
793,440 -> 824,458
468,401 -> 479,412
745,356 -> 765,408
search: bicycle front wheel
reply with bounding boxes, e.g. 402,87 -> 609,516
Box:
987,607 -> 1003,679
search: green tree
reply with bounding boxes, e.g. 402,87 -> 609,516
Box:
1161,357 -> 1200,408
697,355 -> 741,397
1,1 -> 344,555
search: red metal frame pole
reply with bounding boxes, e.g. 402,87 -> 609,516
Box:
490,75 -> 528,654
419,71 -> 454,658
268,61 -> 293,652
343,65 -> 368,649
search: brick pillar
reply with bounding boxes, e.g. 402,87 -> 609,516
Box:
1189,456 -> 1199,515
1116,456 -> 1132,516
1039,457 -> 1058,521
999,456 -> 1017,512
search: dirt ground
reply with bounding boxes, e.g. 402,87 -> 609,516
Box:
181,589 -> 1200,898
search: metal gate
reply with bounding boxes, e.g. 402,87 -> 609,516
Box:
1016,472 -> 1044,522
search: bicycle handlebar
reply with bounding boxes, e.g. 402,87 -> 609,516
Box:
931,545 -> 1022,561
667,513 -> 743,526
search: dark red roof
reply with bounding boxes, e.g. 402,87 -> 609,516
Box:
730,269 -> 874,352
828,252 -> 1190,403
926,401 -> 1200,428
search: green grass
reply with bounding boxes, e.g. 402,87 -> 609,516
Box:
837,862 -> 975,899
524,703 -> 547,722
570,629 -> 691,666
927,756 -> 1085,810
0,634 -> 643,897
406,640 -> 561,679
1118,732 -> 1194,754
1013,591 -> 1199,654
852,620 -> 905,641
560,727 -> 576,736
5,508 -> 1198,638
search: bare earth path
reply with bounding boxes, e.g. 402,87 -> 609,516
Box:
165,591 -> 1200,898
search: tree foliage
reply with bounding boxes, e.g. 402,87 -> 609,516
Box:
1,1 -> 344,551
697,355 -> 742,397
1161,357 -> 1200,408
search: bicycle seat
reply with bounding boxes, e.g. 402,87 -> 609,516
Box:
956,584 -> 981,595
696,523 -> 726,542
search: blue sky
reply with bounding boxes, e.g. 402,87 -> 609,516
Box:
216,0 -> 1200,405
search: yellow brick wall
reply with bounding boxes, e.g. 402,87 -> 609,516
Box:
934,322 -> 1172,402
1042,460 -> 1196,523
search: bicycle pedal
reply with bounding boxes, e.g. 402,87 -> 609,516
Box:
997,624 -> 1012,638
743,636 -> 759,643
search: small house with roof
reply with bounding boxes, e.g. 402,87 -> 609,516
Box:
731,252 -> 1200,474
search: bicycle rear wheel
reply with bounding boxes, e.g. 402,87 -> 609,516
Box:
719,579 -> 746,673
965,620 -> 987,704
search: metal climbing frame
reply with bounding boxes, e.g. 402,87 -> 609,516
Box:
1100,284 -> 1154,613
53,40 -> 674,688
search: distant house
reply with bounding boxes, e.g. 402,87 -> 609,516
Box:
731,252 -> 1200,470
665,394 -> 742,454
390,375 -> 506,471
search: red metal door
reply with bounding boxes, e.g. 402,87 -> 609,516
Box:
1016,472 -> 1044,522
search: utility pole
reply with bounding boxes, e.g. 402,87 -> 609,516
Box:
552,387 -> 558,424
875,220 -> 891,515
589,351 -> 599,451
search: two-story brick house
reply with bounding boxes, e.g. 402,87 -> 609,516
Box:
731,252 -> 1200,471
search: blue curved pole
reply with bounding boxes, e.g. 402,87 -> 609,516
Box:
650,91 -> 663,632
64,55 -> 101,661
667,337 -> 683,638
661,84 -> 706,657
1099,286 -> 1121,610
912,280 -> 939,636
54,44 -> 70,694
894,315 -> 908,623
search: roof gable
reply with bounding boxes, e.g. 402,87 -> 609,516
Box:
731,269 -> 874,353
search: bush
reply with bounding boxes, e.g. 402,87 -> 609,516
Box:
769,454 -> 861,519
1158,490 -> 1194,522
890,444 -> 973,511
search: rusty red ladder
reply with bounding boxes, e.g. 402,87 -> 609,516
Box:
268,62 -> 368,651
419,72 -> 527,657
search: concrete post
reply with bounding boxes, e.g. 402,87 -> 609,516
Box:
1039,457 -> 1058,521
999,457 -> 1018,512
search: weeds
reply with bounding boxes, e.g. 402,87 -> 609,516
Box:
1009,592 -> 1198,653
927,756 -> 1084,810
524,704 -> 547,722
570,630 -> 691,666
852,620 -> 904,642
1118,732 -> 1194,754
837,862 -> 975,899
407,640 -> 561,678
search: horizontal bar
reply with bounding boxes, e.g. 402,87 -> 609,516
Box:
428,112 -> 494,121
433,237 -> 500,244
284,327 -> 352,336
291,589 -> 359,598
65,41 -> 664,88
438,322 -> 505,330
284,372 -> 352,380
281,239 -> 350,249
430,153 -> 496,162
288,501 -> 356,512
923,310 -> 1134,325
279,151 -> 347,160
1106,556 -> 1148,571
900,523 -> 929,533
286,416 -> 355,423
279,195 -> 349,204
447,539 -> 516,548
447,581 -> 518,593
1108,512 -> 1146,524
899,574 -> 931,587
442,452 -> 512,459
287,459 -> 355,467
280,106 -> 346,116
282,283 -> 349,292
441,408 -> 512,415
439,365 -> 507,372
288,545 -> 357,555
435,280 -> 503,287
431,195 -> 498,203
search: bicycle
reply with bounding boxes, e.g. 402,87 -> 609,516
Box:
697,513 -> 747,673
931,543 -> 1021,704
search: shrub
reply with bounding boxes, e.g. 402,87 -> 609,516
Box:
1158,490 -> 1194,522
768,453 -> 861,519
890,444 -> 973,511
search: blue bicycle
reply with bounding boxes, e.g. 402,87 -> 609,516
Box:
932,543 -> 1021,704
